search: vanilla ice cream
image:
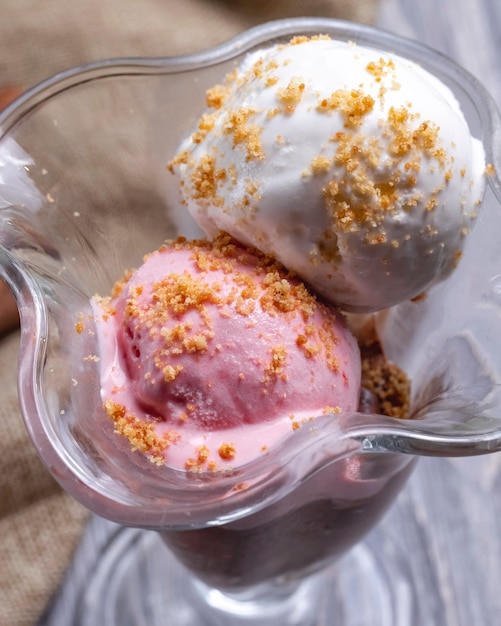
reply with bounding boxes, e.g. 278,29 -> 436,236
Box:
168,36 -> 487,312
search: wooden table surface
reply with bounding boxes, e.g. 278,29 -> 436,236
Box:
39,1 -> 501,624
378,1 -> 501,623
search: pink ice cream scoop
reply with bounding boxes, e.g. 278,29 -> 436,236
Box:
92,235 -> 361,470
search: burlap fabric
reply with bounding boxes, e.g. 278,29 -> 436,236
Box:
0,1 -> 378,624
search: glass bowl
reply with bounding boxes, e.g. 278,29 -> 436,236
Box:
1,16 -> 501,626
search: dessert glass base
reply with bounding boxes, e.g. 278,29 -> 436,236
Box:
1,17 -> 501,626
45,515 -> 415,626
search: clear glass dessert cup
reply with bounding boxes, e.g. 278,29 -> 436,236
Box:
1,16 -> 501,626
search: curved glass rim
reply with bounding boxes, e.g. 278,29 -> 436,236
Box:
1,17 -> 501,527
1,16 -> 500,199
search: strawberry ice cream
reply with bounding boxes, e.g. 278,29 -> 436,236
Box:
92,234 -> 361,470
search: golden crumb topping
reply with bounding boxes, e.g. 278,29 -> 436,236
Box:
359,334 -> 410,419
206,84 -> 233,110
218,442 -> 236,460
288,34 -> 331,45
223,106 -> 265,161
75,313 -> 85,334
104,399 -> 180,465
317,89 -> 375,127
191,112 -> 219,145
190,153 -> 227,203
185,445 -> 221,472
365,57 -> 396,81
262,345 -> 288,383
310,156 -> 332,174
276,77 -> 306,114
322,405 -> 343,414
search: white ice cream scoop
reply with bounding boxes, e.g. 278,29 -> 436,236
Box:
169,36 -> 487,312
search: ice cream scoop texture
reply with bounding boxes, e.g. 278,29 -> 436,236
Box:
92,235 -> 361,469
168,36 -> 487,311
